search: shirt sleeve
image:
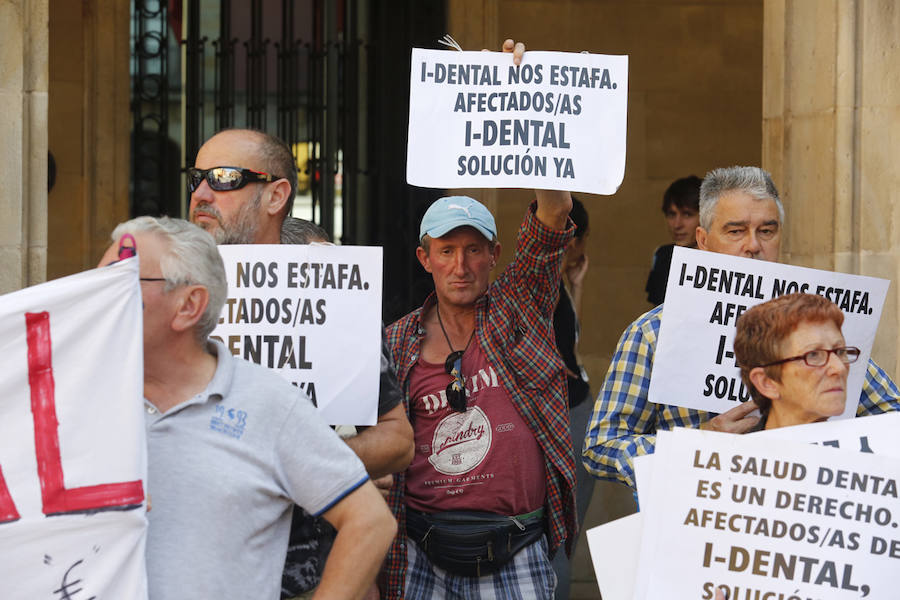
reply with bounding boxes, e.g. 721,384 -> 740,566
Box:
275,396 -> 370,516
582,309 -> 661,490
377,325 -> 403,416
502,202 -> 575,319
858,358 -> 900,415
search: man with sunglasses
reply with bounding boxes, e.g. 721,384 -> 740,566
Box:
188,128 -> 415,599
381,188 -> 576,599
583,165 -> 900,493
188,129 -> 297,245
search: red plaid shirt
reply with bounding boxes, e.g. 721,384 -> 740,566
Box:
380,203 -> 577,598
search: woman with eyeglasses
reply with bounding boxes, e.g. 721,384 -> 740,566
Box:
733,293 -> 861,431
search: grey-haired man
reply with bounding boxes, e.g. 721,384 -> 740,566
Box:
98,216 -> 396,599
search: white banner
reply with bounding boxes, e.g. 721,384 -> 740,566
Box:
407,48 -> 628,194
592,414 -> 900,600
213,244 -> 383,426
649,247 -> 890,416
754,411 -> 900,455
0,258 -> 147,599
638,428 -> 900,600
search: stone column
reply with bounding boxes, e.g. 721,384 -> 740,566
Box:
0,0 -> 48,293
763,0 -> 900,372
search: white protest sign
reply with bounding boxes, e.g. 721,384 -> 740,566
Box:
754,412 -> 900,456
638,428 -> 900,600
649,246 -> 889,417
0,259 -> 147,599
586,512 -> 643,600
213,244 -> 382,426
407,49 -> 628,194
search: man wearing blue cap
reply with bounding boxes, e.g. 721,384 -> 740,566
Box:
382,190 -> 577,599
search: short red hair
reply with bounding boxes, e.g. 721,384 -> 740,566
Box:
734,293 -> 844,413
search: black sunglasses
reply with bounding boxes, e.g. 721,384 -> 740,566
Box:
443,350 -> 468,413
187,166 -> 282,193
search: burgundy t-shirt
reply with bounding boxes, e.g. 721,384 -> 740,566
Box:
405,339 -> 546,515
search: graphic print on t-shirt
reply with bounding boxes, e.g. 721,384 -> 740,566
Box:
406,341 -> 546,515
428,406 -> 492,475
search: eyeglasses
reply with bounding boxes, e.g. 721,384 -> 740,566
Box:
139,277 -> 167,282
187,166 -> 282,193
758,346 -> 861,369
443,350 -> 468,413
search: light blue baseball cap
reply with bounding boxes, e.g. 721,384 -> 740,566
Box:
419,196 -> 497,242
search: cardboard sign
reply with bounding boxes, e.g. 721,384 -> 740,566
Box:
0,258 -> 147,599
649,247 -> 889,416
213,244 -> 383,425
407,49 -> 628,194
637,428 -> 900,600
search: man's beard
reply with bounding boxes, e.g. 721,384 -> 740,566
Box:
192,188 -> 262,244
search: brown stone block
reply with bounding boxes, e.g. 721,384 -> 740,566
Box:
47,167 -> 86,279
859,1 -> 900,105
858,251 -> 900,374
24,0 -> 48,92
48,81 -> 84,168
762,115 -> 784,185
0,91 -> 24,242
857,106 -> 900,254
49,0 -> 85,84
784,0 -> 839,115
645,90 -> 762,180
0,2 -> 24,92
580,265 -> 657,359
780,112 -> 837,258
0,247 -> 24,294
497,0 -> 571,51
762,0 -> 786,118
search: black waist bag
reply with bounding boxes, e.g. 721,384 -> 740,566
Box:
406,508 -> 545,577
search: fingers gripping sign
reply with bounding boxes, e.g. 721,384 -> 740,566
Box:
699,399 -> 760,433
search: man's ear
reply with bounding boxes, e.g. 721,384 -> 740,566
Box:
415,246 -> 432,273
171,285 -> 210,334
748,367 -> 780,403
264,179 -> 292,217
490,242 -> 502,266
695,226 -> 709,250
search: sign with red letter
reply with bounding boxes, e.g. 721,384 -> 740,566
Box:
0,258 -> 147,599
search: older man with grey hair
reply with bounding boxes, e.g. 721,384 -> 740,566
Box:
583,165 -> 900,491
98,216 -> 396,600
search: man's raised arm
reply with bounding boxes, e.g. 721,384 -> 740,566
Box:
535,189 -> 573,231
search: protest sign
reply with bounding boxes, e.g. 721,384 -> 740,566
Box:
0,258 -> 147,599
407,49 -> 628,194
586,512 -> 643,600
213,244 -> 383,425
754,411 -> 900,456
649,246 -> 889,417
637,428 -> 900,600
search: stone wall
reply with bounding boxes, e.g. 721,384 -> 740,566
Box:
47,0 -> 131,278
763,0 -> 900,374
0,0 -> 48,293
